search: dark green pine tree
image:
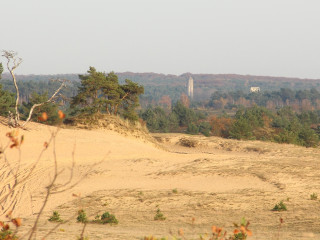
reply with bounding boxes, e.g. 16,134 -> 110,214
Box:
117,79 -> 144,121
71,67 -> 109,114
71,67 -> 144,120
0,84 -> 15,116
103,71 -> 121,114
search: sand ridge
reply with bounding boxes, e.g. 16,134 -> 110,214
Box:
1,122 -> 320,239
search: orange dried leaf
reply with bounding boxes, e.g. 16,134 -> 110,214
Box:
38,112 -> 48,122
58,110 -> 65,119
10,139 -> 19,148
246,229 -> 252,236
12,218 -> 22,227
9,144 -> 15,149
234,229 -> 240,234
3,224 -> 9,230
240,226 -> 246,234
217,228 -> 222,237
211,225 -> 217,233
178,228 -> 184,236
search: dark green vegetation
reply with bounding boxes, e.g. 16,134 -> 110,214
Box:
141,104 -> 320,147
21,92 -> 61,125
0,84 -> 15,116
0,67 -> 144,122
154,208 -> 166,221
0,63 -> 3,80
272,201 -> 287,212
310,193 -> 318,200
48,211 -> 63,223
76,209 -> 88,223
140,101 -> 209,136
71,67 -> 144,121
93,212 -> 119,225
207,88 -> 320,112
76,209 -> 119,225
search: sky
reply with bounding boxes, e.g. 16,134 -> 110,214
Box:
1,0 -> 320,78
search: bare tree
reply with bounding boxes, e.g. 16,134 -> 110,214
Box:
2,50 -> 22,125
1,50 -> 66,127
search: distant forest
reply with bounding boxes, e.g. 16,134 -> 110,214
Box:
2,72 -> 320,109
2,71 -> 320,147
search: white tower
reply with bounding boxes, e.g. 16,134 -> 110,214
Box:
187,76 -> 194,99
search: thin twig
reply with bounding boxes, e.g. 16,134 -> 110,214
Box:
27,130 -> 59,240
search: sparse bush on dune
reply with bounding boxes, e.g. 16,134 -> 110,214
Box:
48,211 -> 63,223
179,138 -> 198,148
92,212 -> 118,225
310,193 -> 318,200
154,208 -> 166,221
77,210 -> 88,223
272,201 -> 287,211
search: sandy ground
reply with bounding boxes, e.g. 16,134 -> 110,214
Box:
1,122 -> 320,239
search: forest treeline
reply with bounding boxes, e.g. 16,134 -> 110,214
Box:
1,69 -> 320,147
207,88 -> 320,112
140,103 -> 320,147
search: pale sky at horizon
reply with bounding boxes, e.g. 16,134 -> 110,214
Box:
1,0 -> 320,79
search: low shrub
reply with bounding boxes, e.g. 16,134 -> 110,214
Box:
48,211 -> 63,222
272,201 -> 287,211
96,212 -> 119,224
154,208 -> 166,221
77,209 -> 88,223
310,193 -> 318,200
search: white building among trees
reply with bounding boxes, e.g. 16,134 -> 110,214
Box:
250,87 -> 260,93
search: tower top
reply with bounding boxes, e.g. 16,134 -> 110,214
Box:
187,76 -> 194,99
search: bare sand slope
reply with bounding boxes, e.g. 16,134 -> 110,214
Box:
1,123 -> 320,239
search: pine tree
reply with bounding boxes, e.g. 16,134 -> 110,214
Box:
71,67 -> 144,120
0,84 -> 15,116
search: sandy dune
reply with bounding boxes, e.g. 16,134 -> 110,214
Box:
1,122 -> 320,239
